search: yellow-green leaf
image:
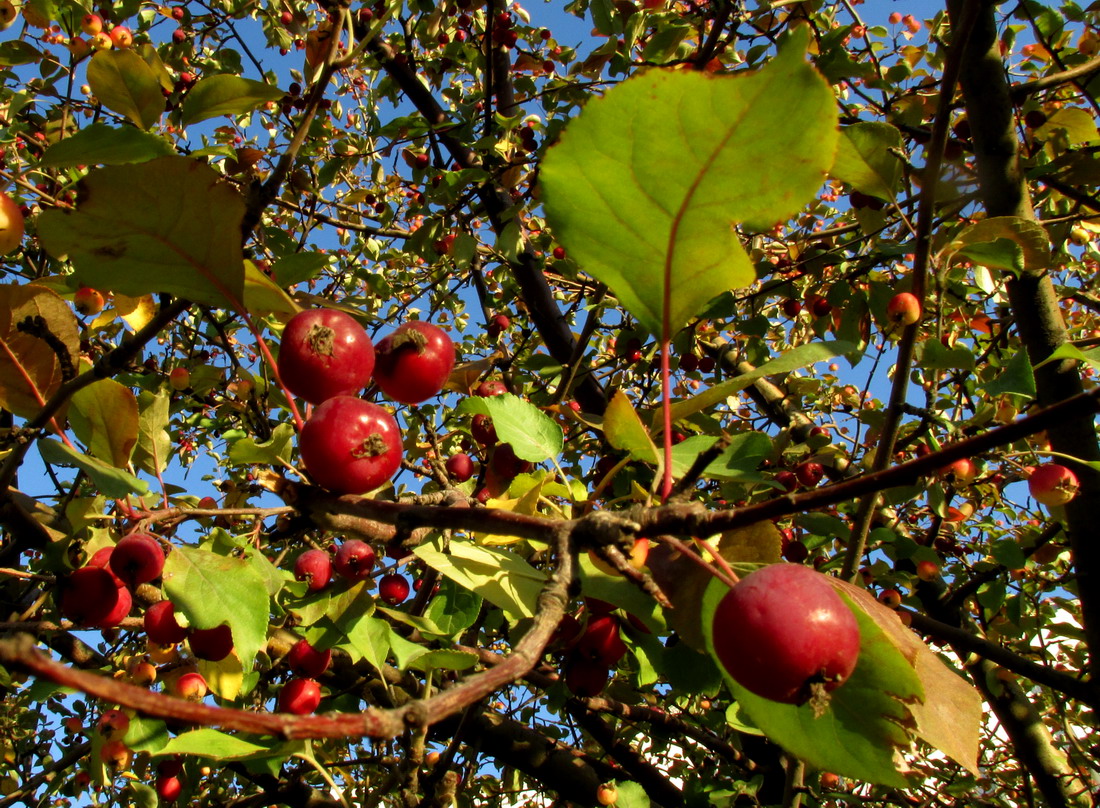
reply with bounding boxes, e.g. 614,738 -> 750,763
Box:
38,157 -> 246,309
86,49 -> 164,130
182,75 -> 286,127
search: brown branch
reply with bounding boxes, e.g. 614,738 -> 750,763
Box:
0,523 -> 574,742
907,611 -> 1098,707
1009,53 -> 1100,101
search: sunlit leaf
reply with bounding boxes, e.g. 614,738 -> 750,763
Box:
456,394 -> 562,462
604,390 -> 659,463
182,75 -> 286,126
69,378 -> 138,469
540,29 -> 838,335
948,216 -> 1050,273
38,157 -> 246,309
86,49 -> 164,130
832,122 -> 903,200
38,438 -> 148,497
414,536 -> 545,620
162,545 -> 270,675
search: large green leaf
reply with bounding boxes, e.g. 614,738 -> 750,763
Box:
38,123 -> 174,167
456,394 -> 562,462
162,545 -> 270,676
86,49 -> 164,130
182,75 -> 285,126
831,122 -> 903,200
38,157 -> 246,309
540,29 -> 838,335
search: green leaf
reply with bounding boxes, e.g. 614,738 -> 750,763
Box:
335,614 -> 392,674
614,781 -> 652,808
181,75 -> 286,127
421,577 -> 483,639
69,378 -> 138,469
456,394 -> 562,462
414,536 -> 546,620
0,41 -> 42,67
124,782 -> 158,808
949,216 -> 1050,273
831,122 -> 903,200
38,157 -> 246,309
244,261 -> 299,316
132,389 -> 171,477
915,339 -> 974,371
406,649 -> 479,672
38,123 -> 174,167
227,422 -> 294,466
540,29 -> 838,335
1033,342 -> 1100,372
669,432 -> 773,481
670,341 -> 855,421
154,729 -> 280,761
162,545 -> 270,675
981,350 -> 1037,399
273,252 -> 332,287
603,390 -> 659,463
38,439 -> 149,497
124,716 -> 170,754
86,49 -> 164,130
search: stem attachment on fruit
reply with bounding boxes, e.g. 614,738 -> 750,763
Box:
352,434 -> 391,458
306,324 -> 337,357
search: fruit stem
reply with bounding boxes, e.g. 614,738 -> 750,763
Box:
657,535 -> 738,589
660,338 -> 673,503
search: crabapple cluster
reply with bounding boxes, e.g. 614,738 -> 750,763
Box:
279,308 -> 455,495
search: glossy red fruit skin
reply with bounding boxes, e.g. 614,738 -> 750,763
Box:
886,292 -> 921,326
1028,463 -> 1079,506
86,546 -> 125,588
294,549 -> 332,592
60,567 -> 124,626
96,584 -> 133,628
278,677 -> 322,714
157,775 -> 183,802
111,533 -> 165,588
333,539 -> 377,581
189,624 -> 234,661
712,564 -> 860,705
299,397 -> 402,494
378,573 -> 411,605
278,309 -> 374,405
287,638 -> 332,677
373,321 -> 455,404
145,600 -> 189,644
795,461 -> 824,488
445,453 -> 475,482
475,379 -> 507,397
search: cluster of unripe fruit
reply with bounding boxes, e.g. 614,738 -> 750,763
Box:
278,308 -> 455,494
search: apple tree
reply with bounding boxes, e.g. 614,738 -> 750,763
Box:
0,0 -> 1098,805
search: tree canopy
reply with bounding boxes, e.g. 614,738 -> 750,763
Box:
0,0 -> 1099,805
